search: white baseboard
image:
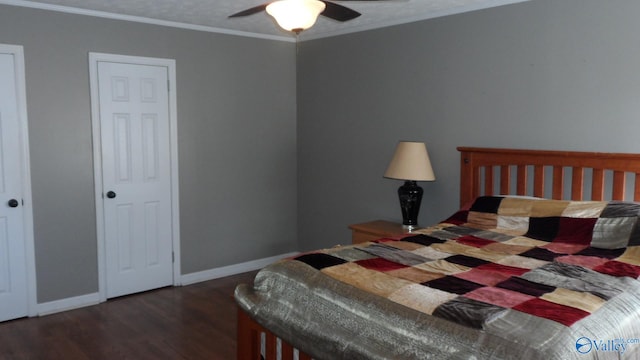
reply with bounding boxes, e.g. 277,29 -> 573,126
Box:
180,252 -> 298,286
33,252 -> 297,316
37,292 -> 101,316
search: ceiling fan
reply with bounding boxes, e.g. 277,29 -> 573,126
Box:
229,0 -> 379,34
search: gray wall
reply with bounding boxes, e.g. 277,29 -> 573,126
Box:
0,5 -> 297,303
297,0 -> 640,250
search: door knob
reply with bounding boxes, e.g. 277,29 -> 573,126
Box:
8,199 -> 19,208
106,191 -> 116,199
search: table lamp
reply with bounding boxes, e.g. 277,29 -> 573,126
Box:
384,141 -> 435,230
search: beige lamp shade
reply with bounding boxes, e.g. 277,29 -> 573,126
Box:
266,0 -> 326,33
384,141 -> 436,181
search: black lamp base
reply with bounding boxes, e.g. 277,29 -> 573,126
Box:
397,180 -> 423,229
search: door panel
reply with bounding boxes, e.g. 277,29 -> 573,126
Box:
0,52 -> 28,322
98,61 -> 173,299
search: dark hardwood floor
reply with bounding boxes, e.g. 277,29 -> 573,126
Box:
0,271 -> 258,360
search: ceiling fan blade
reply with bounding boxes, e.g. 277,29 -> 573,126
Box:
320,1 -> 361,22
228,4 -> 269,18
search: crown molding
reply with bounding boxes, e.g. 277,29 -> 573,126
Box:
0,0 -> 296,43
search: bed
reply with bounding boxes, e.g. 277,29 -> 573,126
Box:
235,147 -> 640,359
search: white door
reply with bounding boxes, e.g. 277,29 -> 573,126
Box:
0,47 -> 33,322
97,61 -> 174,298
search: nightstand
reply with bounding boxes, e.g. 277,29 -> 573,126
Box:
348,220 -> 410,244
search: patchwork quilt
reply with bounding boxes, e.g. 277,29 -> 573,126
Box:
296,196 -> 640,329
236,197 -> 640,359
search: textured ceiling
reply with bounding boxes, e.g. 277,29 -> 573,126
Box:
2,0 -> 528,41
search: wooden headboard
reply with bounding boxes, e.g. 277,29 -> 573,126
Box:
458,147 -> 640,207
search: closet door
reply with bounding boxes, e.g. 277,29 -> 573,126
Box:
90,53 -> 180,300
0,45 -> 33,322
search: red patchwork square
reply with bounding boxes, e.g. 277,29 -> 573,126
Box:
476,263 -> 530,277
555,255 -> 608,269
454,268 -> 513,286
593,260 -> 640,279
355,258 -> 408,271
456,235 -> 496,248
513,298 -> 589,326
553,217 -> 597,245
465,286 -> 534,308
542,242 -> 588,255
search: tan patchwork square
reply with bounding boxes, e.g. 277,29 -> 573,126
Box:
431,241 -> 477,256
389,284 -> 457,315
498,197 -> 538,216
387,267 -> 445,283
412,246 -> 452,260
562,201 -> 607,218
467,211 -> 498,229
483,242 -> 533,255
414,259 -> 470,275
497,215 -> 529,233
616,246 -> 640,266
321,262 -> 412,297
541,288 -> 605,313
497,255 -> 549,269
503,236 -> 549,247
530,200 -> 570,217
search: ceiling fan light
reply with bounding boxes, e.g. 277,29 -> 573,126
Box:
266,0 -> 326,33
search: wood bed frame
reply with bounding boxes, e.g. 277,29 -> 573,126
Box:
458,147 -> 640,206
237,147 -> 640,360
